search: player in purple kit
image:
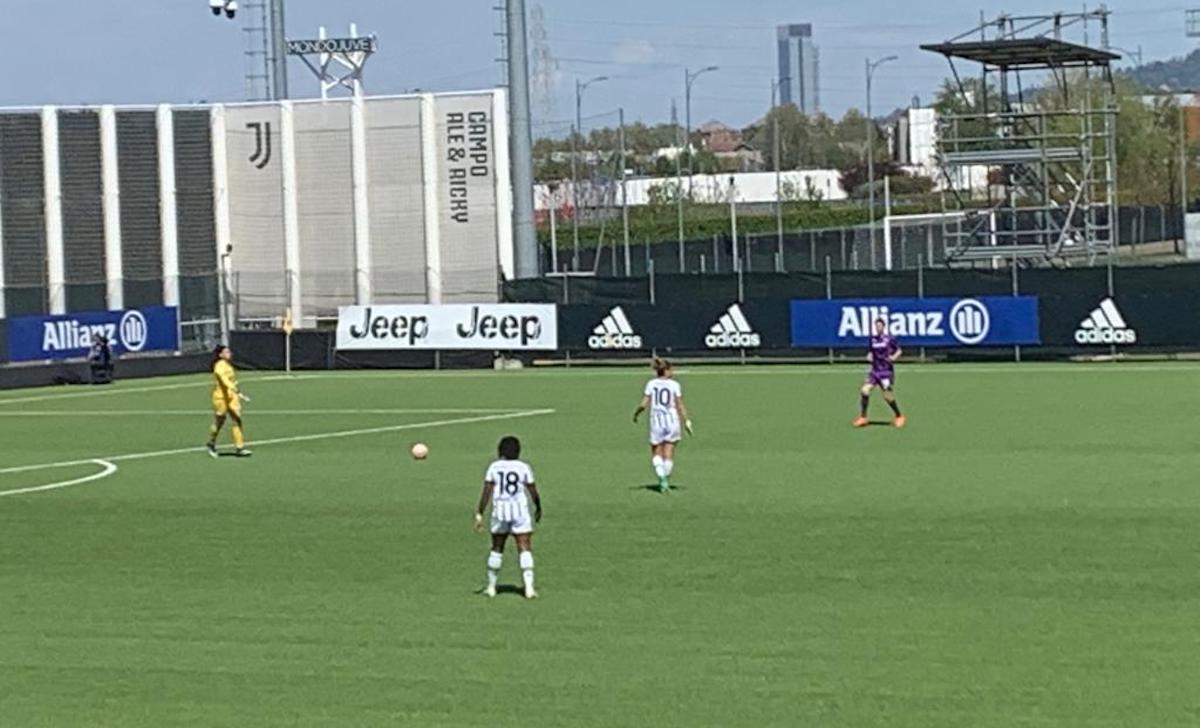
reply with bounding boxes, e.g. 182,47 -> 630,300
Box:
853,318 -> 906,428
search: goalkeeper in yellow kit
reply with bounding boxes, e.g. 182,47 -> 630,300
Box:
206,345 -> 252,458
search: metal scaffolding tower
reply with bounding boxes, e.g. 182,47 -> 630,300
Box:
242,0 -> 273,100
922,9 -> 1120,264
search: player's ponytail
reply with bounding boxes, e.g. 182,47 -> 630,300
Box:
211,345 -> 228,369
653,358 -> 671,377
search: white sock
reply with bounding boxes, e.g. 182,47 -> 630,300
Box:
663,459 -> 674,477
486,551 -> 502,590
652,454 -> 666,478
519,551 -> 535,592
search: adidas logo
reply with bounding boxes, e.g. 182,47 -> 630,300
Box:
1075,297 -> 1137,345
705,303 -> 761,348
588,306 -> 643,349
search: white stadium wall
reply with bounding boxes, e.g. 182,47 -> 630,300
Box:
0,90 -> 515,328
364,98 -> 428,304
213,90 -> 513,322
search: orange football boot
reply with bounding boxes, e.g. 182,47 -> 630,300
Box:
852,416 -> 869,428
893,415 -> 907,428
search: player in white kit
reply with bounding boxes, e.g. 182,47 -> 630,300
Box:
474,435 -> 542,599
633,359 -> 692,493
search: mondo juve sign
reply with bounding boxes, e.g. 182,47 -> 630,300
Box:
336,305 -> 558,351
286,37 -> 377,55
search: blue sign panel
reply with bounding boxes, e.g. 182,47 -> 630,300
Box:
790,297 -> 1040,347
6,307 -> 181,362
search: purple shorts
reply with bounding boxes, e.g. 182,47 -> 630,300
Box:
865,369 -> 895,390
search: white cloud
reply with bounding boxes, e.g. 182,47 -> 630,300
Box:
613,39 -> 656,66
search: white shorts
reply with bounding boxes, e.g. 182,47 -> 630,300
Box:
649,413 -> 682,445
490,500 -> 533,535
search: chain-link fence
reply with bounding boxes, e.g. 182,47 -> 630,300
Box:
549,203 -> 1188,277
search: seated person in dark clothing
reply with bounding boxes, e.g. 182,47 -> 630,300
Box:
89,335 -> 114,384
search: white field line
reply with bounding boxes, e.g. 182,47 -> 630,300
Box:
0,459 -> 118,498
268,363 -> 1200,381
0,408 -> 529,417
0,363 -> 1195,408
0,409 -> 556,478
0,374 -> 297,407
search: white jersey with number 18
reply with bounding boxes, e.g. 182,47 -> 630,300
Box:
485,458 -> 536,535
644,377 -> 682,445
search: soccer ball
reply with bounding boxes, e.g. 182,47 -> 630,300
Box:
410,443 -> 429,460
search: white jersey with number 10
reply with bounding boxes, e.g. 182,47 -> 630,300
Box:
644,378 -> 682,445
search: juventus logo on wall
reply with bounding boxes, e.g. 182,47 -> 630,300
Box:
246,121 -> 272,169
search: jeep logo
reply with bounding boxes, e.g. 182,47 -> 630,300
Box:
347,306 -> 429,346
456,306 -> 543,346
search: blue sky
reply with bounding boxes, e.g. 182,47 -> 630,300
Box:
0,0 -> 1191,131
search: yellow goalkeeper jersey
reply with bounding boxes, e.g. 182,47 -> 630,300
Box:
213,360 -> 239,402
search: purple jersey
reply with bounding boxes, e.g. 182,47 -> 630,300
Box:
868,334 -> 899,375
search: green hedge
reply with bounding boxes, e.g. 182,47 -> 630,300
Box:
539,200 -> 941,248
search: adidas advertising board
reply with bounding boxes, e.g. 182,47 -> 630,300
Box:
555,302 -> 787,351
335,305 -> 557,350
705,303 -> 761,348
588,306 -> 643,350
1074,297 -> 1137,345
790,297 -> 1041,347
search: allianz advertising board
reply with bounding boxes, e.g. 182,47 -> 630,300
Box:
790,297 -> 1041,348
6,307 -> 181,362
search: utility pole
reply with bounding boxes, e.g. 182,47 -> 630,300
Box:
619,107 -> 631,276
673,99 -> 684,270
1182,102 -> 1189,252
866,55 -> 897,268
772,76 -> 790,270
570,124 -> 580,271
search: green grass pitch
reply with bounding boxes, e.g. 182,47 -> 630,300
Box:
1,363 -> 1199,727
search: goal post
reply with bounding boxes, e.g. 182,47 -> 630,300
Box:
880,210 -> 973,270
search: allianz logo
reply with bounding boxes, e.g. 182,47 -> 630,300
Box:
837,299 -> 990,345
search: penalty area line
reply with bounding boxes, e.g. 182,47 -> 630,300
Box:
0,409 -> 557,478
0,459 -> 119,498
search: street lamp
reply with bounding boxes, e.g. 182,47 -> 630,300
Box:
575,75 -> 610,142
771,75 -> 791,270
571,75 -> 609,270
684,66 -> 719,184
1106,45 -> 1142,67
866,55 -> 898,268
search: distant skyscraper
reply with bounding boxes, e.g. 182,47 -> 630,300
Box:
777,24 -> 819,114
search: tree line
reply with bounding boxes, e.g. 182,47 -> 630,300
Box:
535,73 -> 1199,207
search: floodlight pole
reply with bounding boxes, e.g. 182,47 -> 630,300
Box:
270,0 -> 289,99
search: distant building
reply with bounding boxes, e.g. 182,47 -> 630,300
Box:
697,121 -> 764,172
891,106 -> 988,191
893,107 -> 937,171
777,24 -> 819,114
